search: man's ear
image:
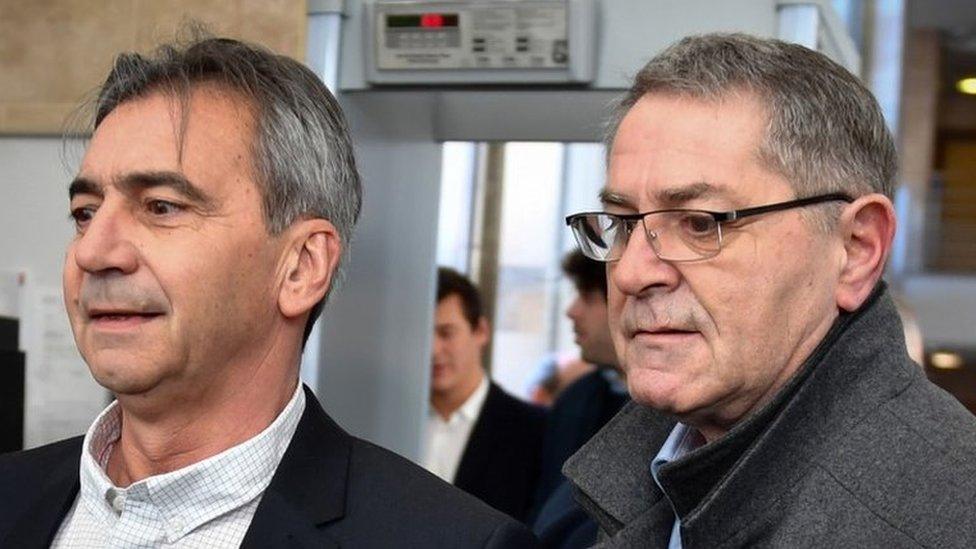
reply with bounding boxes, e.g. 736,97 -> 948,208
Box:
278,219 -> 342,319
835,194 -> 896,312
474,317 -> 491,346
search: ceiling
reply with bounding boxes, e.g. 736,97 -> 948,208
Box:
906,0 -> 976,87
908,0 -> 976,34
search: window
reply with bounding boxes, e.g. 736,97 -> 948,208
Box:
437,142 -> 605,398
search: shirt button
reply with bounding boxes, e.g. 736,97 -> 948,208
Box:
111,493 -> 125,513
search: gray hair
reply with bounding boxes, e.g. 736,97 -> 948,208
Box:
92,34 -> 362,343
608,33 -> 896,228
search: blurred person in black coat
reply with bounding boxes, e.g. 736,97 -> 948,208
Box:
532,251 -> 630,547
421,267 -> 547,522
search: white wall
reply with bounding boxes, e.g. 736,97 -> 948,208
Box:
317,91 -> 444,460
0,137 -> 76,287
901,275 -> 976,349
0,136 -> 108,447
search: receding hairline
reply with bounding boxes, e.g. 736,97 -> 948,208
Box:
97,80 -> 259,139
607,85 -> 774,158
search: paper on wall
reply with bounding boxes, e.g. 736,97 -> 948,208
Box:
0,269 -> 24,319
20,282 -> 108,448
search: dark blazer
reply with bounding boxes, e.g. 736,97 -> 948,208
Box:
0,386 -> 539,548
453,382 -> 547,523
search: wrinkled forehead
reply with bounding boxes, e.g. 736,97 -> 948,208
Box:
87,83 -> 258,170
611,90 -> 771,156
80,85 -> 259,191
607,87 -> 770,151
69,88 -> 273,240
604,91 -> 783,210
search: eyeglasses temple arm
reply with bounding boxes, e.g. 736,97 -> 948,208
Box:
725,193 -> 854,221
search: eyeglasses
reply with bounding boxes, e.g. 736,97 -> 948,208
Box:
565,193 -> 853,263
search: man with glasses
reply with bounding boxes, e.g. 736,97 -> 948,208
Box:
562,33 -> 976,547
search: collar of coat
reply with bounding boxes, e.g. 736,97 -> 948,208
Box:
563,282 -> 919,545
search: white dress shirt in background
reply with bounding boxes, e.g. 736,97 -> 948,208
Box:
420,376 -> 490,483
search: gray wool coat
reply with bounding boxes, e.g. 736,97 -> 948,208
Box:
564,286 -> 976,548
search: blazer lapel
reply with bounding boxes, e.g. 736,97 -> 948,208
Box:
240,489 -> 339,549
453,383 -> 498,491
241,386 -> 350,549
2,441 -> 82,548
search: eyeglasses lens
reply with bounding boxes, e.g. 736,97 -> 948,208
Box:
572,211 -> 721,262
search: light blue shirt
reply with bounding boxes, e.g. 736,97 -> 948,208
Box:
600,368 -> 628,395
650,422 -> 704,549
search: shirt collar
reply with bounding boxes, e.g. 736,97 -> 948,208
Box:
600,368 -> 629,395
77,382 -> 306,542
457,375 -> 490,422
431,374 -> 490,424
651,423 -> 705,482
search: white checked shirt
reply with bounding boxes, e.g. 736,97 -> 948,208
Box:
51,383 -> 306,549
420,376 -> 489,483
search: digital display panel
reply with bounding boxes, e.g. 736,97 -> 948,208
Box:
387,13 -> 459,28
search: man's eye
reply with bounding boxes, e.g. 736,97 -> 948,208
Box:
69,206 -> 96,231
680,213 -> 717,236
146,200 -> 183,216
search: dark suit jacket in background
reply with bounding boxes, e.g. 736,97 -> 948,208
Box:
533,369 -> 630,511
453,382 -> 547,523
0,386 -> 538,548
530,370 -> 630,547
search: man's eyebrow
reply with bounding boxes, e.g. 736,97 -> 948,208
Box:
69,171 -> 216,208
118,171 -> 214,206
599,189 -> 637,210
599,182 -> 733,211
654,181 -> 726,207
68,177 -> 103,200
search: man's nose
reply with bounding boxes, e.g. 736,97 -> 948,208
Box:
609,222 -> 681,297
72,205 -> 140,275
566,296 -> 583,320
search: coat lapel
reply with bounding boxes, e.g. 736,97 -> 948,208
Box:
2,439 -> 82,548
241,386 -> 350,549
593,498 -> 677,549
679,289 -> 915,545
563,401 -> 674,533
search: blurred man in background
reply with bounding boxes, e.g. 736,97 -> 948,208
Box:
532,251 -> 630,547
423,267 -> 547,522
526,354 -> 595,408
535,251 -> 630,506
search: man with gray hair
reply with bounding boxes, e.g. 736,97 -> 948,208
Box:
0,36 -> 536,547
563,33 -> 976,546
